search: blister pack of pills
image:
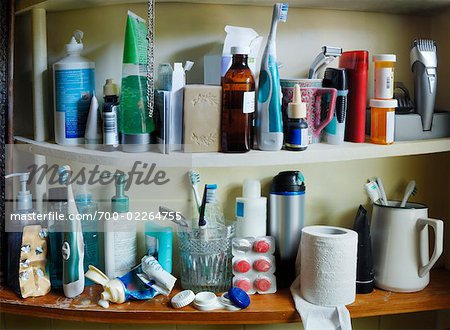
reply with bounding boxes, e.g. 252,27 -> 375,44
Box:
231,236 -> 277,294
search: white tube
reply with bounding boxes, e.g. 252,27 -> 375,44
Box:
141,255 -> 176,296
84,95 -> 101,148
31,8 -> 48,142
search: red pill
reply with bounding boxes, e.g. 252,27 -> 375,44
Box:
235,279 -> 252,292
254,277 -> 271,292
233,259 -> 251,273
253,258 -> 271,272
253,240 -> 270,253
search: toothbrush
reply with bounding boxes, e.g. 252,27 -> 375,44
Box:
257,3 -> 288,151
400,180 -> 417,207
364,180 -> 384,205
376,177 -> 388,205
59,165 -> 85,298
188,170 -> 201,214
198,184 -> 218,229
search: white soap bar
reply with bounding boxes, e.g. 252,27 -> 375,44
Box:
183,85 -> 222,153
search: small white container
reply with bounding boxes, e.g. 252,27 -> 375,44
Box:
235,180 -> 267,238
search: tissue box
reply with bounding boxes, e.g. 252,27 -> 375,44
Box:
183,85 -> 222,153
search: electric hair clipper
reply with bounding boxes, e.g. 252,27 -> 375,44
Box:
410,39 -> 437,131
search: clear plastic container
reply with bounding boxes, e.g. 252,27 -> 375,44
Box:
373,54 -> 396,99
370,99 -> 398,145
178,225 -> 235,293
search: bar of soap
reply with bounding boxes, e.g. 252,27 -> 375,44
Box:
183,85 -> 221,153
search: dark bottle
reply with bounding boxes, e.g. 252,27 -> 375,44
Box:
285,84 -> 308,151
221,47 -> 255,153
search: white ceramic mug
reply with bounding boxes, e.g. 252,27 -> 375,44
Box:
371,201 -> 443,292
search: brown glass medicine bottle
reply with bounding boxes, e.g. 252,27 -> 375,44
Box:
221,47 -> 255,153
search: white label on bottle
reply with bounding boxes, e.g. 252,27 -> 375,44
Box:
243,91 -> 255,113
111,216 -> 137,276
386,111 -> 395,143
375,68 -> 394,99
301,127 -> 308,147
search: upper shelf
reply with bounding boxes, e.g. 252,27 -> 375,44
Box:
15,0 -> 450,15
14,136 -> 450,168
1,269 -> 450,324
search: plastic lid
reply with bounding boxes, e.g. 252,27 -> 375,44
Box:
287,84 -> 307,119
103,79 -> 119,96
372,54 -> 396,62
65,30 -> 84,54
271,171 -> 305,193
369,99 -> 398,108
242,179 -> 261,199
227,287 -> 250,309
84,265 -> 126,304
231,46 -> 250,55
171,290 -> 195,308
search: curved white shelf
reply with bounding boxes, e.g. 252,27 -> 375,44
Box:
14,136 -> 450,168
15,0 -> 450,15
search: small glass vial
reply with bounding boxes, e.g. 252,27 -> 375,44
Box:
370,99 -> 398,145
285,84 -> 308,151
373,54 -> 396,99
221,46 -> 255,153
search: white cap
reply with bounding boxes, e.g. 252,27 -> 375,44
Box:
171,290 -> 195,308
193,292 -> 223,311
231,46 -> 250,55
243,179 -> 261,199
85,265 -> 126,304
287,84 -> 307,119
372,54 -> 396,62
103,79 -> 119,96
65,30 -> 84,55
369,99 -> 398,108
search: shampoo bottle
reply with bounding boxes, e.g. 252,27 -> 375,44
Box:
104,174 -> 137,278
235,179 -> 267,238
5,173 -> 51,298
53,30 -> 95,145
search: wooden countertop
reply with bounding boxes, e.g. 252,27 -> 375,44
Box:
1,269 -> 450,324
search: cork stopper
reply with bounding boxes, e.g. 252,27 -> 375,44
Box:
287,84 -> 306,119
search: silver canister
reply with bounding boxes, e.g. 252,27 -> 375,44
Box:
269,171 -> 305,287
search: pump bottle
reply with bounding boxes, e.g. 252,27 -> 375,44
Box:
5,173 -> 50,298
104,174 -> 137,278
235,179 -> 267,238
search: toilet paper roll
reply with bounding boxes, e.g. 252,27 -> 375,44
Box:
300,226 -> 358,307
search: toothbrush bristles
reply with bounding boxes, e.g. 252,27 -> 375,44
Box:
279,3 -> 288,22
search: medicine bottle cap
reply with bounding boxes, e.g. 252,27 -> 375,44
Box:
372,54 -> 396,62
231,46 -> 250,55
171,290 -> 195,308
287,84 -> 306,119
369,99 -> 398,108
103,79 -> 119,96
227,287 -> 251,309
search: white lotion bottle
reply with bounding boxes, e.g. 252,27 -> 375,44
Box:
235,179 -> 267,238
53,30 -> 95,145
105,174 -> 137,278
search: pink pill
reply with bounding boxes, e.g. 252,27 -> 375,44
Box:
233,259 -> 251,273
253,240 -> 270,253
254,277 -> 271,292
235,279 -> 252,292
253,258 -> 271,272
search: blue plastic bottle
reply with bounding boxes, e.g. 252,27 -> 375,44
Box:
144,222 -> 173,273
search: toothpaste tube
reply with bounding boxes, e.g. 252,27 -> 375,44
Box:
139,255 -> 177,296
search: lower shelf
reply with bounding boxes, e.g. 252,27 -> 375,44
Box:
1,269 -> 450,324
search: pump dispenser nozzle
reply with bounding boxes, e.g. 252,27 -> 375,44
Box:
5,172 -> 32,211
112,174 -> 129,213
